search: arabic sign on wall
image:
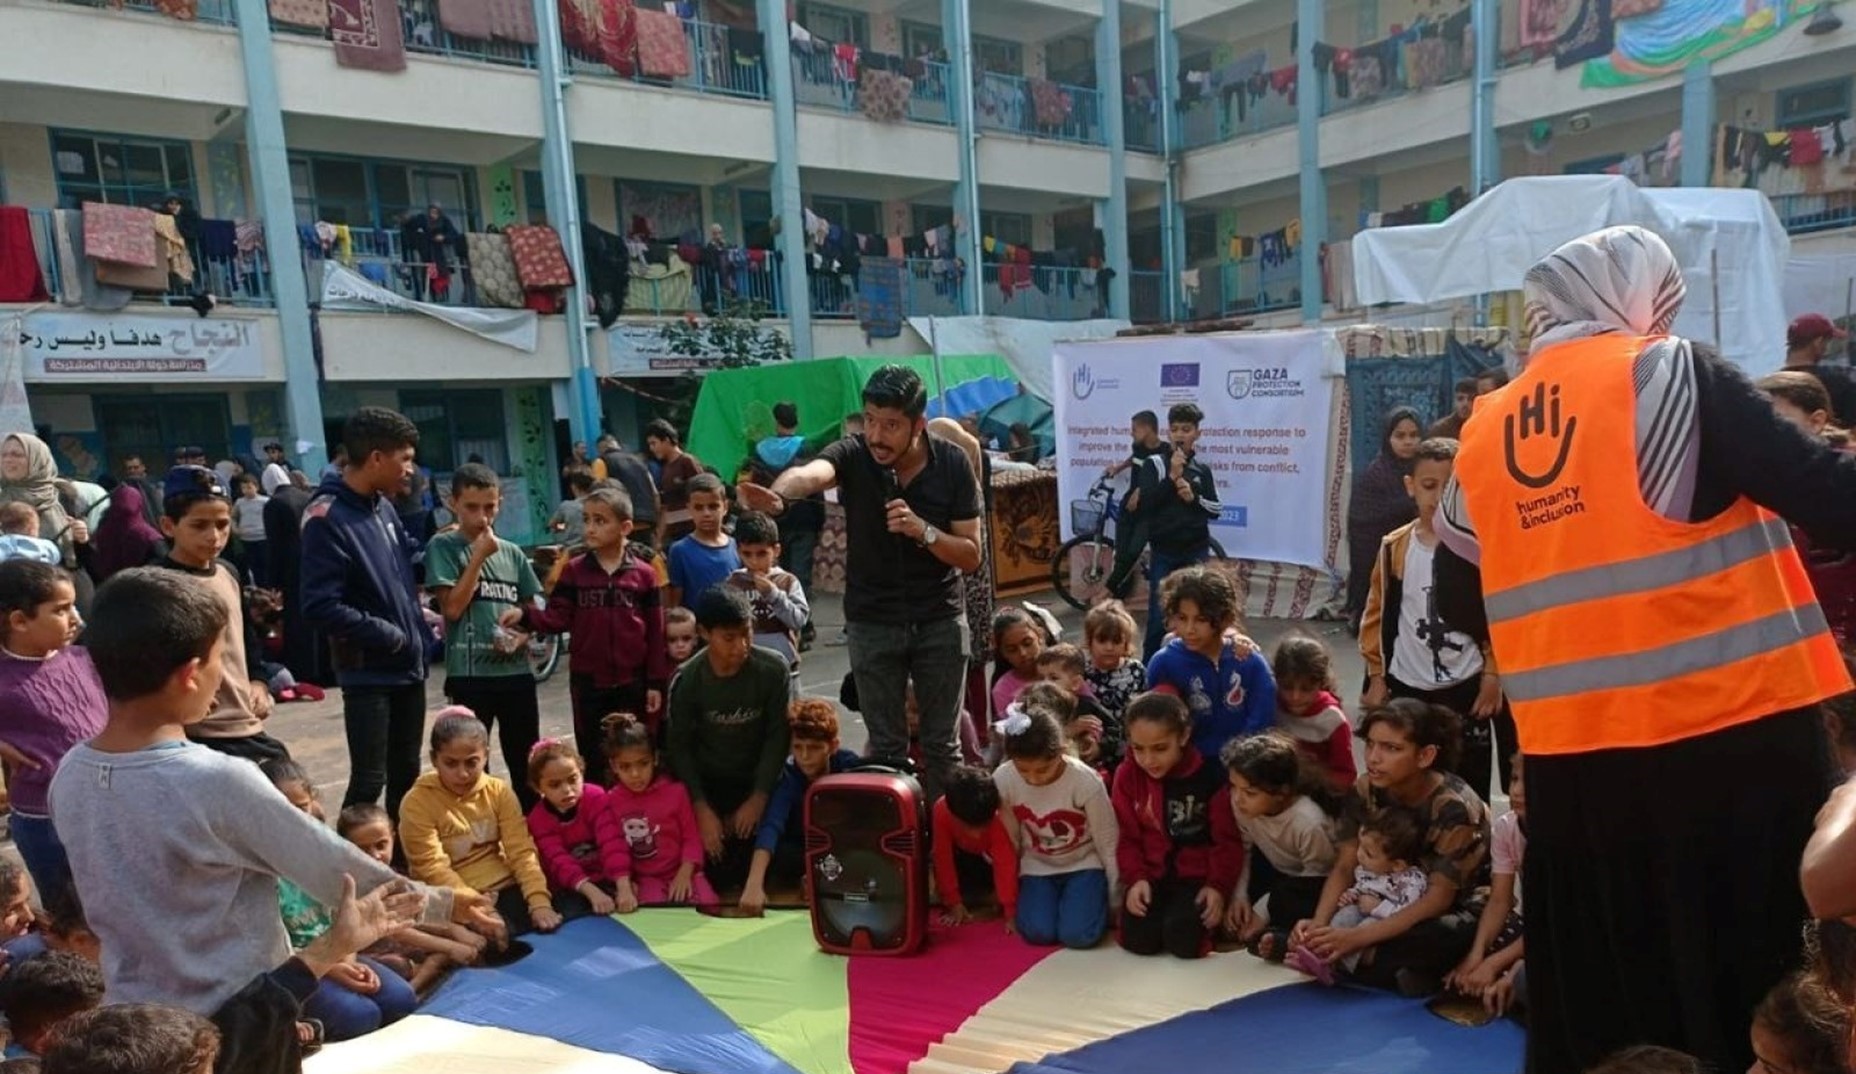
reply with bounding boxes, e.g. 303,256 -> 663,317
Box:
18,313 -> 265,379
605,324 -> 724,377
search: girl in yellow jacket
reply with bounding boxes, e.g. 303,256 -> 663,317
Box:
400,707 -> 565,937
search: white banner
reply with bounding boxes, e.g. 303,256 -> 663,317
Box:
17,312 -> 264,379
0,313 -> 35,431
604,324 -> 724,377
1052,329 -> 1343,570
320,263 -> 538,353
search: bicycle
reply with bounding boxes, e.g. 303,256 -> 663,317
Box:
1049,477 -> 1227,611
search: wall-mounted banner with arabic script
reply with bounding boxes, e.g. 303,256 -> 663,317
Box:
18,313 -> 265,379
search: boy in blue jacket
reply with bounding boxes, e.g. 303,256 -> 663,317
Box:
737,697 -> 859,914
1145,565 -> 1276,762
300,407 -> 432,826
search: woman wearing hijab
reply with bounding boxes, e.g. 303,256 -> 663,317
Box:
1434,226 -> 1856,1074
91,482 -> 163,582
1344,406 -> 1423,627
1,432 -> 96,612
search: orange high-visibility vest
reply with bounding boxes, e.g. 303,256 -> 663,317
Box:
1455,334 -> 1850,755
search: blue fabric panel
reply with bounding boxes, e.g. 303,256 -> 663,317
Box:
421,916 -> 803,1074
1008,983 -> 1525,1074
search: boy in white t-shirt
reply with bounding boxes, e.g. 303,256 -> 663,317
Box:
1359,437 -> 1505,800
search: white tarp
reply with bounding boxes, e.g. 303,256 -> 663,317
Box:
1350,176 -> 1789,373
907,315 -> 1129,402
1785,253 -> 1856,323
320,263 -> 539,352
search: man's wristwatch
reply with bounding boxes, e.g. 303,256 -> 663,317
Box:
920,524 -> 940,547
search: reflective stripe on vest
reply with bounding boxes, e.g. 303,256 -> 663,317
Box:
1455,334 -> 1850,755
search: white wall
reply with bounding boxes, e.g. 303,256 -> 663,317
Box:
318,312 -> 572,381
0,2 -> 245,111
0,123 -> 55,209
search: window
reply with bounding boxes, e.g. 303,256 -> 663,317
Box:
982,211 -> 1032,247
974,35 -> 1022,76
50,131 -> 196,210
739,190 -> 774,247
910,204 -> 951,235
1777,77 -> 1851,129
398,389 -> 508,473
520,170 -> 589,225
797,2 -> 866,46
810,195 -> 882,237
1044,36 -> 1094,85
1184,212 -> 1217,263
93,395 -> 231,469
287,155 -> 477,231
617,180 -> 703,240
900,19 -> 945,59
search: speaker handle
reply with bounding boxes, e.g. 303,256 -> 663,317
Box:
852,755 -> 918,778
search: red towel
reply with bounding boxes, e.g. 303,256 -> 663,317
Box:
1790,128 -> 1825,167
0,208 -> 49,304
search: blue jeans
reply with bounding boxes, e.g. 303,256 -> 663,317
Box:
845,615 -> 969,800
1144,544 -> 1213,661
341,683 -> 428,826
12,814 -> 73,906
1016,868 -> 1109,949
303,956 -> 417,1042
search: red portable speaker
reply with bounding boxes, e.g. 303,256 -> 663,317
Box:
803,770 -> 928,956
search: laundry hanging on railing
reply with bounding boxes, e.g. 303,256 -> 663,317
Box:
560,0 -> 638,76
1357,185 -> 1471,229
437,0 -> 537,45
329,0 -> 408,71
1716,122 -> 1856,197
635,8 -> 691,77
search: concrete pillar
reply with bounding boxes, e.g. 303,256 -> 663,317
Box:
1470,0 -> 1501,194
942,0 -> 985,316
1295,0 -> 1326,322
532,0 -> 601,440
760,0 -> 814,355
1098,0 -> 1129,318
1156,1 -> 1184,321
1681,61 -> 1715,187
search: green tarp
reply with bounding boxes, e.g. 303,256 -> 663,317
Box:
686,354 -> 1017,477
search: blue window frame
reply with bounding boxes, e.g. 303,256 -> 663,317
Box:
1776,77 -> 1851,129
287,154 -> 478,231
49,130 -> 198,210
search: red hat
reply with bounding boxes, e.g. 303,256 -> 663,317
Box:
1789,314 -> 1848,348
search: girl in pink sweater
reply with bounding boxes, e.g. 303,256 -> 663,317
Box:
525,740 -> 616,916
594,714 -> 718,911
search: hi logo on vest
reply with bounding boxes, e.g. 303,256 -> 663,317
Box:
1503,381 -> 1577,489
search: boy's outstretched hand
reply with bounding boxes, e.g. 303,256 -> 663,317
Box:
300,874 -> 423,977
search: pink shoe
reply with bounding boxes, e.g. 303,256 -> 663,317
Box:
1287,944 -> 1338,986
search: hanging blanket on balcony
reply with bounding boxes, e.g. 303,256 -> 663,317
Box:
1553,0 -> 1613,68
622,256 -> 692,314
153,0 -> 198,20
856,257 -> 903,340
488,0 -> 536,43
329,0 -> 407,72
437,0 -> 493,41
1028,78 -> 1072,127
560,0 -> 638,75
81,203 -> 157,270
858,69 -> 913,123
93,258 -> 169,293
0,209 -> 48,305
507,225 -> 575,290
635,9 -> 690,77
153,213 -> 196,284
57,211 -> 131,311
270,0 -> 328,30
466,232 -> 525,309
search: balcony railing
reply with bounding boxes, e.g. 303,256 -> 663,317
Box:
980,263 -> 1105,320
57,0 -> 237,25
571,19 -> 767,99
974,72 -> 1104,146
1221,255 -> 1302,315
1770,192 -> 1856,236
1320,37 -> 1470,117
1125,99 -> 1161,152
1179,87 -> 1298,148
1129,270 -> 1165,323
21,209 -> 275,309
790,51 -> 951,124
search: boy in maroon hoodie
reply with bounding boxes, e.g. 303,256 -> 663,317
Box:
511,488 -> 667,767
1112,692 -> 1245,959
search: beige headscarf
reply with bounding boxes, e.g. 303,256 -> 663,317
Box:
1,433 -> 75,563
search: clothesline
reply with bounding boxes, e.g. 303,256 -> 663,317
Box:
1715,121 -> 1856,198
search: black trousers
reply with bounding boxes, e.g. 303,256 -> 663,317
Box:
570,677 -> 648,785
192,730 -> 292,766
1118,879 -> 1211,959
341,683 -> 428,826
447,675 -> 543,811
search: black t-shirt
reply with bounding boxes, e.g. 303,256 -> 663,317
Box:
819,433 -> 982,625
602,451 -> 659,526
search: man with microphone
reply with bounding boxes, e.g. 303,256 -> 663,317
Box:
737,365 -> 982,801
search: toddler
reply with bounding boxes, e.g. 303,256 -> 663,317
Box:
934,765 -> 1019,931
1289,808 -> 1429,985
1270,634 -> 1356,791
1082,599 -> 1145,722
0,560 -> 104,904
263,760 -> 416,1042
1038,643 -> 1121,773
1221,732 -> 1340,960
725,511 -> 808,673
1112,692 -> 1244,960
667,474 -> 740,611
596,714 -> 717,910
665,606 -> 699,667
524,740 -> 616,916
335,804 -> 485,994
231,474 -> 269,587
1145,566 -> 1276,760
993,684 -> 1119,948
1450,752 -> 1526,1015
740,699 -> 860,914
399,708 -> 564,937
990,606 -> 1046,718
0,502 -> 62,565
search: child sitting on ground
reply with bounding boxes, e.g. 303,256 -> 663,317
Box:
0,503 -> 63,565
263,760 -> 417,1043
739,699 -> 860,914
525,740 -> 616,917
0,953 -> 104,1059
993,684 -> 1120,949
1082,599 -> 1146,724
1449,753 -> 1527,1016
399,707 -> 564,937
934,765 -> 1018,931
667,474 -> 739,611
1145,566 -> 1276,761
725,511 -> 809,674
596,714 -> 717,910
0,560 -> 105,905
335,804 -> 486,995
665,607 -> 698,668
666,587 -> 792,890
1038,644 -> 1122,774
990,607 -> 1046,718
1270,634 -> 1356,792
1112,692 -> 1244,960
1289,808 -> 1429,985
1222,733 -> 1340,960
1748,971 -> 1851,1074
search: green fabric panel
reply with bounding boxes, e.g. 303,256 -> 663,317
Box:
622,911 -> 853,1074
685,354 -> 1015,478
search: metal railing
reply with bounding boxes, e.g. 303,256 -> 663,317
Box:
1129,270 -> 1165,323
1125,99 -> 1162,152
790,51 -> 951,124
1221,255 -> 1302,315
570,19 -> 768,99
24,209 -> 275,308
1320,36 -> 1470,117
55,0 -> 236,25
1179,86 -> 1298,148
980,263 -> 1105,320
974,71 -> 1104,146
1770,192 -> 1856,236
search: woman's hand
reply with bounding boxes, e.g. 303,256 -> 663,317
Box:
1302,924 -> 1369,963
940,903 -> 972,926
1482,971 -> 1519,1016
1225,896 -> 1256,937
730,794 -> 768,839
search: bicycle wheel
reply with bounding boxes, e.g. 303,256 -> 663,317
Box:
1051,535 -> 1118,611
528,633 -> 562,684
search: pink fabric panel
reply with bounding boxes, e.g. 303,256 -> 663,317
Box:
82,203 -> 157,269
634,9 -> 690,78
506,225 -> 575,289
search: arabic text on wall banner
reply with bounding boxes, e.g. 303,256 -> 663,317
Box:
19,313 -> 265,379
